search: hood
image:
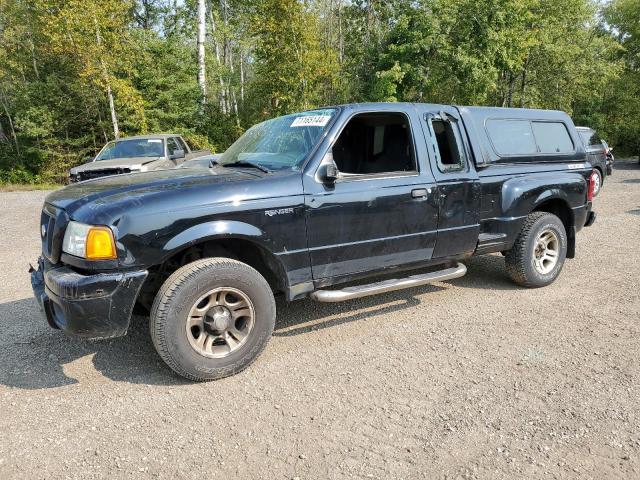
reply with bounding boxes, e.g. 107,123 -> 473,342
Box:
69,157 -> 162,174
46,166 -> 265,216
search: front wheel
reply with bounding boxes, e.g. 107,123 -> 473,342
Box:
505,212 -> 567,288
150,258 -> 276,381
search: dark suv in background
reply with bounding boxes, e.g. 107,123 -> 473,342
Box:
576,126 -> 612,196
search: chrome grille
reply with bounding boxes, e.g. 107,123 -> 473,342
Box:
40,204 -> 68,263
77,168 -> 131,181
41,207 -> 55,260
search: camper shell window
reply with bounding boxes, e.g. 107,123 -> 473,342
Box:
486,119 -> 574,157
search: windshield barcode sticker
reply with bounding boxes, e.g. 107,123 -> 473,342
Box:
148,139 -> 162,143
291,115 -> 331,128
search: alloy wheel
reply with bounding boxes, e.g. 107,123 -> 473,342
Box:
185,287 -> 255,358
532,229 -> 560,275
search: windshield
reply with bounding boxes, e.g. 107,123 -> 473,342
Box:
218,109 -> 337,171
95,138 -> 165,161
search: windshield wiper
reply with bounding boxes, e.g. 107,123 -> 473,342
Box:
223,160 -> 271,173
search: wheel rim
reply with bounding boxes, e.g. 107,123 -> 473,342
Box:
185,287 -> 255,358
533,229 -> 560,275
593,172 -> 601,194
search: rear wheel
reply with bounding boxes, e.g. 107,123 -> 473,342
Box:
505,212 -> 567,288
150,258 -> 276,381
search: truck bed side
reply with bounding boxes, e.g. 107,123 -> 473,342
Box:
457,106 -> 592,256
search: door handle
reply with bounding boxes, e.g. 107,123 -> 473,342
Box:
411,188 -> 429,199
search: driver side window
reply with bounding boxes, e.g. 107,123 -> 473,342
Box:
167,137 -> 180,156
332,112 -> 417,176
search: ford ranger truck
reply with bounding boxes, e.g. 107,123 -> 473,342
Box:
31,103 -> 597,381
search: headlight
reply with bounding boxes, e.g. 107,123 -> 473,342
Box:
62,221 -> 117,260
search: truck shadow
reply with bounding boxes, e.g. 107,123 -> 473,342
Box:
0,288 -> 432,389
452,254 -> 517,291
274,293 -> 423,337
0,255 -> 512,389
274,256 -> 515,337
0,298 -> 187,389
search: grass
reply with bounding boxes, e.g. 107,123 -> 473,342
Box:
0,183 -> 61,192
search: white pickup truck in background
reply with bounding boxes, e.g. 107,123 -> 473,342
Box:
69,134 -> 210,182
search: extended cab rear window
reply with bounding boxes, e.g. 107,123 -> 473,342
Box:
486,119 -> 574,156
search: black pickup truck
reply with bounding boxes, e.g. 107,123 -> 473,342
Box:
31,103 -> 597,381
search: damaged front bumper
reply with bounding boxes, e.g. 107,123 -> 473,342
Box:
30,257 -> 147,339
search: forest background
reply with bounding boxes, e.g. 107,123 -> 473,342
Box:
0,0 -> 638,184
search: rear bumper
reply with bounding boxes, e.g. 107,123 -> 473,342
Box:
573,201 -> 595,232
30,257 -> 147,339
584,210 -> 596,227
583,200 -> 596,227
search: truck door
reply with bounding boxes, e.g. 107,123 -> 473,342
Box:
303,106 -> 439,280
421,107 -> 481,258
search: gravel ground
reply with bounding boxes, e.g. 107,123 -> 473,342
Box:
0,160 -> 639,480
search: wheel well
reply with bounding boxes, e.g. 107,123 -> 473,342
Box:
533,198 -> 575,258
534,199 -> 573,230
137,238 -> 285,311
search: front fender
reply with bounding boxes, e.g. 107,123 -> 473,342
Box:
162,220 -> 270,256
158,219 -> 297,295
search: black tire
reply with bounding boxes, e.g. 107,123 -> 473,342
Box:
592,168 -> 603,197
505,212 -> 567,288
150,258 -> 276,381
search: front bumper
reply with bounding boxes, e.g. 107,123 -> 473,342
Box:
30,257 -> 147,339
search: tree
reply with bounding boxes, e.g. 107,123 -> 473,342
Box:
197,0 -> 206,106
0,0 -> 637,184
35,0 -> 144,137
249,0 -> 339,119
604,0 -> 640,158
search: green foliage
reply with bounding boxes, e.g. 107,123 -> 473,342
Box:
0,0 -> 639,184
370,63 -> 405,102
248,0 -> 339,119
603,0 -> 640,156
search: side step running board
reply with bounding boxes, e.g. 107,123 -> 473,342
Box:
310,263 -> 467,303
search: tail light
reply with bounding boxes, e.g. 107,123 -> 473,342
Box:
587,170 -> 597,201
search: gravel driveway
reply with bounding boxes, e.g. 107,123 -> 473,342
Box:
1,160 -> 639,479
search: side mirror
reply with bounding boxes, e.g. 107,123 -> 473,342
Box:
170,149 -> 185,160
325,164 -> 338,182
319,150 -> 339,184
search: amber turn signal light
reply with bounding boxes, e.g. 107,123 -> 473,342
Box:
85,227 -> 117,260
